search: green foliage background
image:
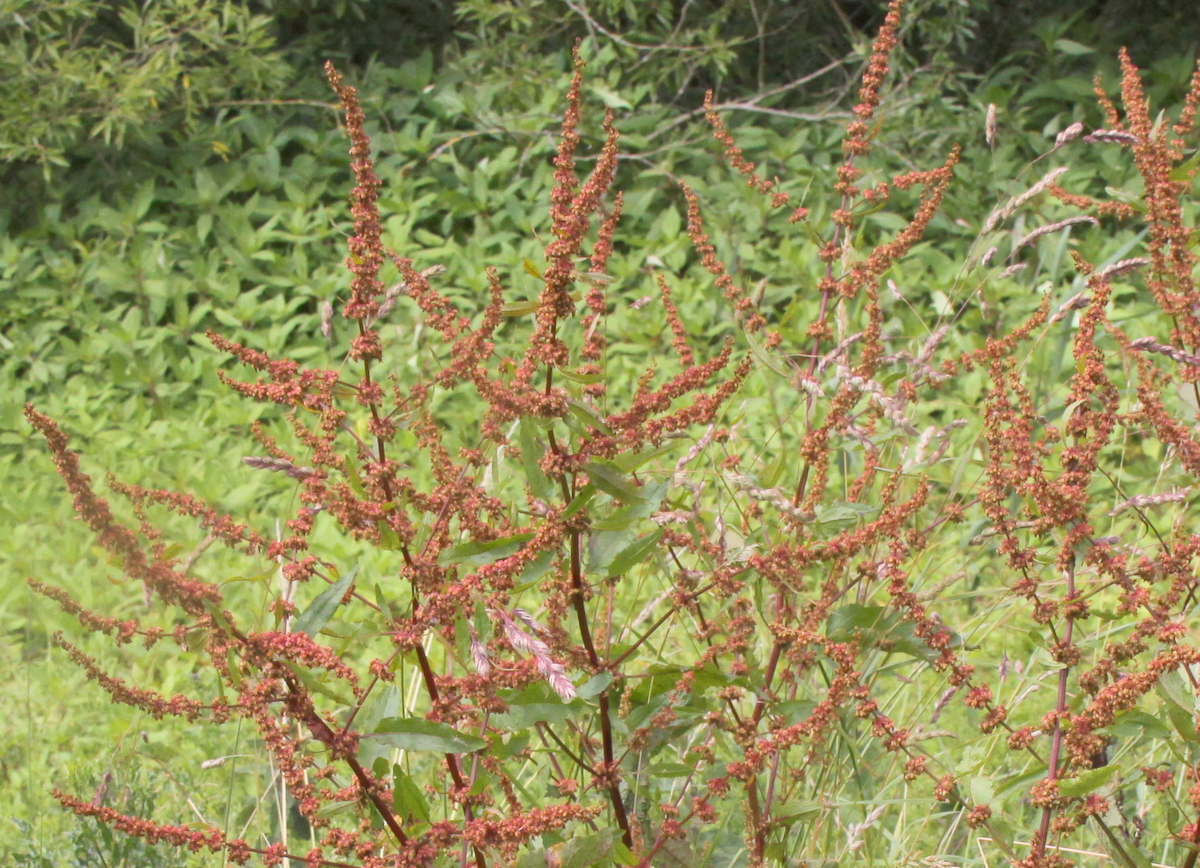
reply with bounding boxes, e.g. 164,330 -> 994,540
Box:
2,0 -> 1198,864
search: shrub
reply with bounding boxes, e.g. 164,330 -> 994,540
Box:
0,0 -> 289,171
24,2 -> 1200,867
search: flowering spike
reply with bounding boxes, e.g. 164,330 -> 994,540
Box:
326,62 -> 384,324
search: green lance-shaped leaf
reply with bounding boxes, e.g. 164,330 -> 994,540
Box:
1057,764 -> 1118,798
826,603 -> 891,640
584,458 -> 641,502
576,672 -> 614,700
491,702 -> 577,731
605,528 -> 664,577
293,565 -> 358,637
519,418 -> 556,501
438,532 -> 535,568
1155,671 -> 1199,743
366,717 -> 487,754
515,830 -> 622,868
391,765 -> 431,824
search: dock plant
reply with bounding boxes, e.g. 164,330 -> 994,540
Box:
25,1 -> 1200,865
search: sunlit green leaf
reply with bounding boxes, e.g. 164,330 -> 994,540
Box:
439,533 -> 535,567
1057,764 -> 1117,797
294,565 -> 358,637
392,766 -> 431,824
367,718 -> 486,754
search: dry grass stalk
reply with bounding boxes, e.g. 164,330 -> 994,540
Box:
983,167 -> 1069,233
1053,121 -> 1084,149
1012,215 -> 1099,252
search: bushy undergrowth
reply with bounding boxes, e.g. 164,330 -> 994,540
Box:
13,1 -> 1200,866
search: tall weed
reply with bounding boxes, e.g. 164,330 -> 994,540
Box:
23,3 -> 1200,866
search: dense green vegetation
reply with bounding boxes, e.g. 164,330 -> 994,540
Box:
3,1 -> 1199,865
